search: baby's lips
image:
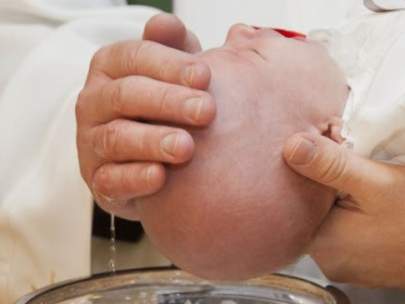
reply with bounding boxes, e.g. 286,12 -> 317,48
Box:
252,26 -> 306,40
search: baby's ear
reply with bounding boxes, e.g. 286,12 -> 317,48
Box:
320,116 -> 345,144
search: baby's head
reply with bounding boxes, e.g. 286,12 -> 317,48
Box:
137,24 -> 348,280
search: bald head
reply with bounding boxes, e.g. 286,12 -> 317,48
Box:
137,25 -> 348,280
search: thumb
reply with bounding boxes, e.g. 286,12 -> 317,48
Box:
283,133 -> 403,201
143,13 -> 202,53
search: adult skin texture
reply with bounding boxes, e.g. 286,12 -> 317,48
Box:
136,24 -> 349,280
76,14 -> 216,219
284,133 -> 405,288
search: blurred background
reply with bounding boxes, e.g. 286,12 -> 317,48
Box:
127,0 -> 365,48
128,0 -> 172,12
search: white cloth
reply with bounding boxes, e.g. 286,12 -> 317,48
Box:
312,10 -> 405,165
0,1 -> 158,303
175,0 -> 368,49
365,0 -> 405,11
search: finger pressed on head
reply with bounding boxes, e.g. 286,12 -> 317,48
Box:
93,162 -> 165,200
91,119 -> 195,164
89,40 -> 210,89
84,76 -> 216,126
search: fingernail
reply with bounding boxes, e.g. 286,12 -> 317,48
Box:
182,64 -> 196,87
161,133 -> 183,157
144,165 -> 158,186
184,97 -> 204,123
288,137 -> 316,165
182,63 -> 205,87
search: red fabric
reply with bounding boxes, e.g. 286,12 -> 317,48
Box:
273,28 -> 306,39
252,26 -> 306,40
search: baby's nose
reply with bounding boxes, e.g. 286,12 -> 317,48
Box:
225,23 -> 256,44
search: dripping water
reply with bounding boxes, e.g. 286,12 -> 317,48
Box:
109,213 -> 117,274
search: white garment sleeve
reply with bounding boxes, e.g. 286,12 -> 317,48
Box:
310,10 -> 405,164
0,27 -> 100,304
0,0 -> 157,23
0,5 -> 159,303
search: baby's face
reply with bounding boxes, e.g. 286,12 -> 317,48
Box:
137,25 -> 349,280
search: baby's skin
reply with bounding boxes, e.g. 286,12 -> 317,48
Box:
137,24 -> 349,280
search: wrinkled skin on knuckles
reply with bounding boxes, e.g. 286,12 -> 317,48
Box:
137,26 -> 349,280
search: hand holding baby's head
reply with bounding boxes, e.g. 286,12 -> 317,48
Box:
137,24 -> 349,280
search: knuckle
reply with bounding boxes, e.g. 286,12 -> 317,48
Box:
127,40 -> 151,73
90,47 -> 107,71
108,80 -> 126,114
101,122 -> 122,159
157,85 -> 172,117
319,150 -> 349,185
75,89 -> 90,123
158,58 -> 175,81
136,127 -> 151,158
94,166 -> 113,195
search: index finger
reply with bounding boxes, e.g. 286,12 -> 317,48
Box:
89,40 -> 210,89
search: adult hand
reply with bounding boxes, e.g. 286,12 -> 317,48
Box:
283,132 -> 405,288
76,14 -> 216,219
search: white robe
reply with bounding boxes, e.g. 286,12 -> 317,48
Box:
0,0 -> 404,303
0,1 -> 158,302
